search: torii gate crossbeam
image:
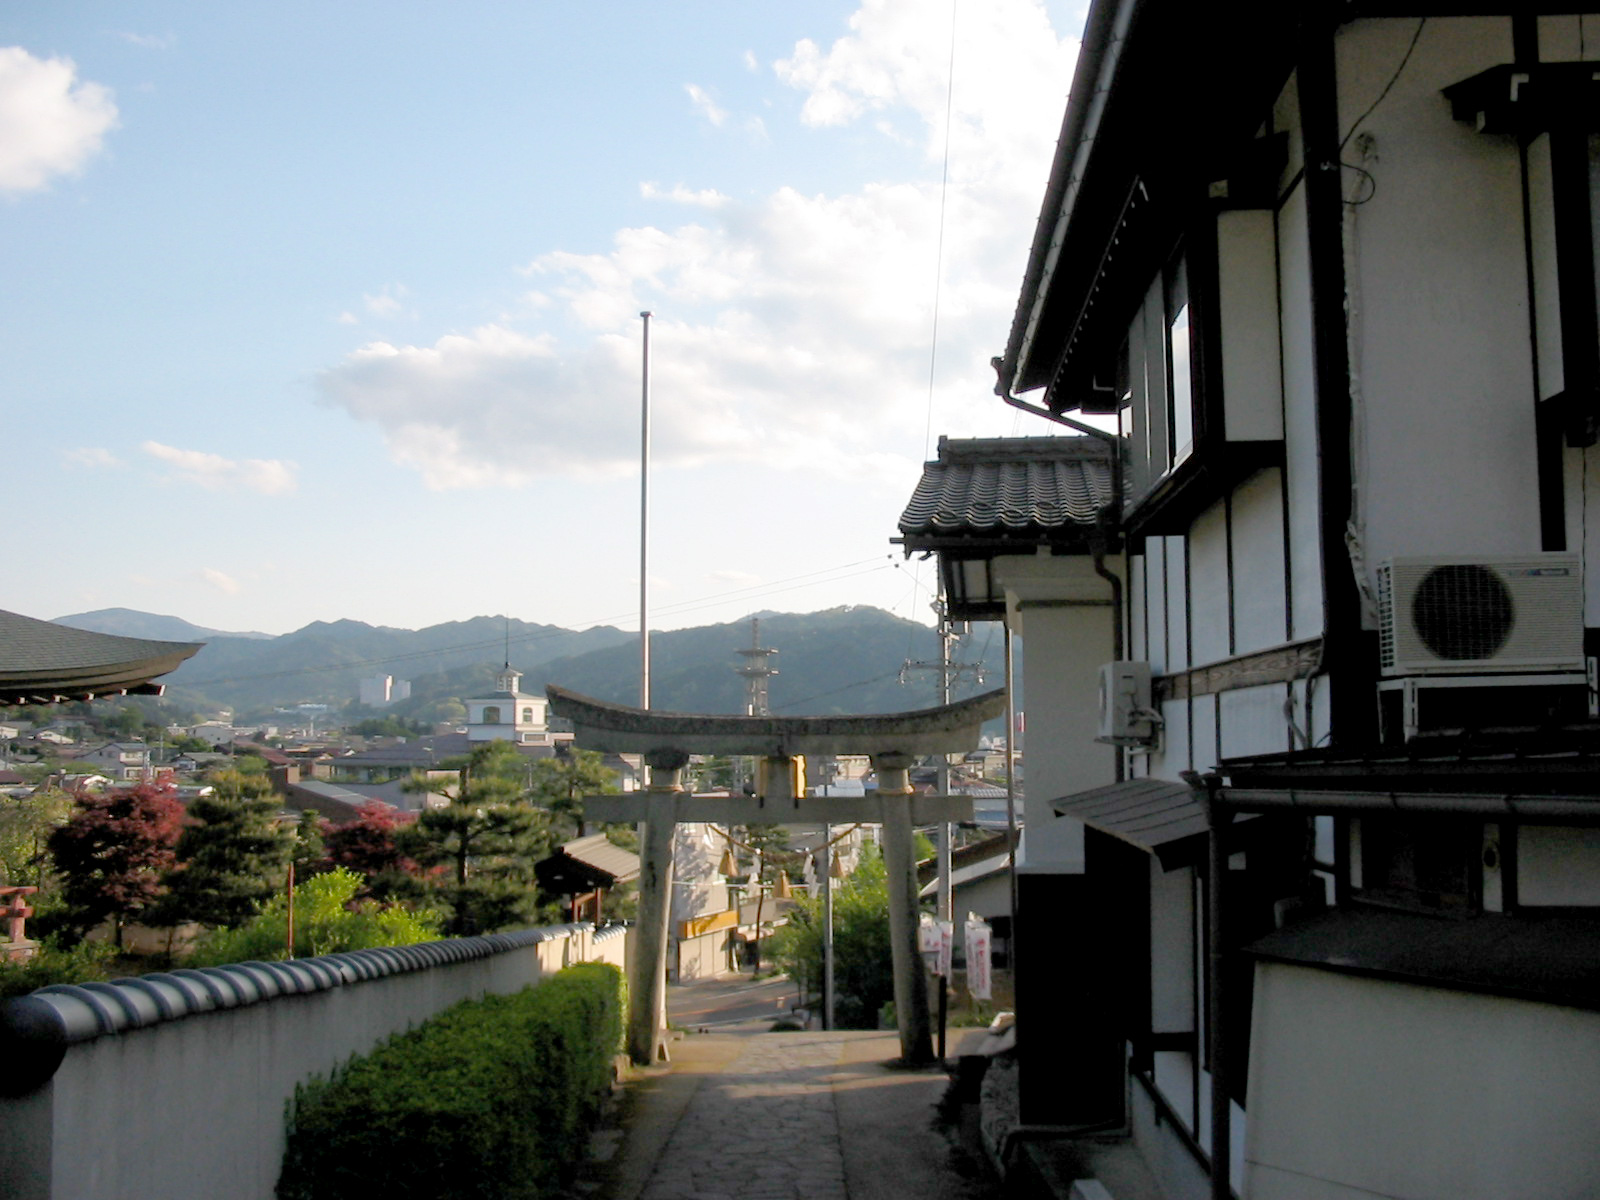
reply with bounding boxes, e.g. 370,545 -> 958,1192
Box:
545,685 -> 1006,1066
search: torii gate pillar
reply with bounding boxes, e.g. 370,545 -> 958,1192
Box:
873,753 -> 934,1064
631,750 -> 688,1065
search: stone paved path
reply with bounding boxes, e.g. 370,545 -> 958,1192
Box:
600,1027 -> 1002,1200
638,1033 -> 849,1200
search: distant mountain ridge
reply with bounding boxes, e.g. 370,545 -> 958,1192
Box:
54,608 -> 275,642
67,607 -> 1010,724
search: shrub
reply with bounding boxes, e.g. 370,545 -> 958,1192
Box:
0,937 -> 117,1000
188,867 -> 440,967
277,961 -> 625,1200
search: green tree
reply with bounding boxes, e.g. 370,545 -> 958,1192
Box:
770,843 -> 894,1028
403,741 -> 553,935
0,787 -> 73,887
290,808 -> 327,878
152,769 -> 294,929
740,823 -> 801,972
527,748 -> 618,839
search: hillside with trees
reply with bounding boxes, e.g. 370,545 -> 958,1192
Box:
56,607 -> 1011,723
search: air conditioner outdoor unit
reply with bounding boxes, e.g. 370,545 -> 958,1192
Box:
1097,661 -> 1157,745
1377,553 -> 1585,676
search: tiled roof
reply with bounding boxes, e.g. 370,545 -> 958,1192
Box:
897,436 -> 1114,546
535,833 -> 640,894
0,609 -> 201,704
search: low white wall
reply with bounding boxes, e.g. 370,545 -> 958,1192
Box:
1245,962 -> 1600,1200
677,929 -> 734,980
0,923 -> 631,1200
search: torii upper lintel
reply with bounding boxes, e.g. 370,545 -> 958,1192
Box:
544,684 -> 1006,759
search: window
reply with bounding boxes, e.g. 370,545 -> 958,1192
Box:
1120,252 -> 1199,495
482,705 -> 502,724
521,707 -> 534,724
1167,258 -> 1195,467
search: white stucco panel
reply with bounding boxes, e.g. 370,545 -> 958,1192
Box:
1246,963 -> 1600,1200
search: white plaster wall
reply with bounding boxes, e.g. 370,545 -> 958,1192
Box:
1164,536 -> 1189,673
1218,681 -> 1292,760
1519,825 -> 1600,907
1231,469 -> 1289,654
1150,861 -> 1195,1034
1246,963 -> 1600,1200
1189,504 -> 1230,666
1144,538 -> 1169,673
1276,181 -> 1324,641
1217,208 -> 1285,442
3,929 -> 625,1200
1337,18 -> 1542,572
1190,693 -> 1219,773
997,556 -> 1119,811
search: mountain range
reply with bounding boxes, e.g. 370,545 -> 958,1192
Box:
54,607 -> 1009,723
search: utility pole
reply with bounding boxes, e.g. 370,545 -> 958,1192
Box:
901,596 -> 985,922
733,617 -> 779,794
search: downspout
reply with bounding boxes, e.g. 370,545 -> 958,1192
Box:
996,367 -> 1127,781
1188,771 -> 1232,1200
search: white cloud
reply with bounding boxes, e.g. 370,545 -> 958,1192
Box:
141,441 -> 298,494
64,446 -> 121,469
0,47 -> 119,193
685,83 -> 727,127
337,310 -> 359,325
742,50 -> 759,72
640,181 -> 728,209
317,0 -> 1079,490
200,567 -> 241,594
111,31 -> 174,50
364,284 -> 409,317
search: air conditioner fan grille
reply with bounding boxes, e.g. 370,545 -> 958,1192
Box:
1411,564 -> 1514,661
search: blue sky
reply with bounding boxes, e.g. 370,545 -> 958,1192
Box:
4,1 -> 1086,636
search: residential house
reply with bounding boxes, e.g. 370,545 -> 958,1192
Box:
905,6 -> 1600,1199
78,741 -> 151,782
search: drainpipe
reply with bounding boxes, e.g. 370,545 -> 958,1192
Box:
995,364 -> 1126,782
1188,771 -> 1232,1200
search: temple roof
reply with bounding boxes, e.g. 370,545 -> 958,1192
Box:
0,610 -> 202,705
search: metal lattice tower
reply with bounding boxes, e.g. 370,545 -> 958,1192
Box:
735,617 -> 779,716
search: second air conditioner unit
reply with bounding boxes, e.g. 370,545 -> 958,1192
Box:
1377,553 -> 1585,676
1097,661 -> 1158,745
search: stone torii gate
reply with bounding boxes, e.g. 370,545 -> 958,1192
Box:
545,684 -> 1006,1066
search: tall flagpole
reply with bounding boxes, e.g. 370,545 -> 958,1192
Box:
640,311 -> 652,712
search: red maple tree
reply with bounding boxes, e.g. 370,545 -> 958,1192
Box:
321,800 -> 420,897
48,781 -> 184,946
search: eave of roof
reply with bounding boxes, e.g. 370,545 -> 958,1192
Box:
1220,726 -> 1600,797
998,0 -> 1306,409
1249,907 -> 1600,1013
0,610 -> 202,705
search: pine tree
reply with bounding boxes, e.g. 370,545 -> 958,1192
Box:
154,769 -> 293,929
403,741 -> 553,936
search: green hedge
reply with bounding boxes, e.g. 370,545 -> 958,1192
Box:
277,961 -> 625,1200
